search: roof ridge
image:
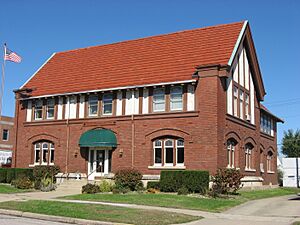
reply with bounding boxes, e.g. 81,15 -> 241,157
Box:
56,20 -> 246,55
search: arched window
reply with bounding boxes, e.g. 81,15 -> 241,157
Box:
267,151 -> 273,172
227,139 -> 237,168
34,141 -> 55,165
152,138 -> 184,167
245,143 -> 254,170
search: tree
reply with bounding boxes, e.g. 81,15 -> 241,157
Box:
281,129 -> 300,157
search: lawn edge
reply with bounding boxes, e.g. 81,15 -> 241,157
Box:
0,208 -> 131,225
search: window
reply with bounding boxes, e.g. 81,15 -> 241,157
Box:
2,129 -> 8,141
239,90 -> 244,119
245,144 -> 254,170
46,99 -> 55,119
164,139 -> 174,166
267,151 -> 273,172
153,140 -> 162,165
260,113 -> 274,136
34,99 -> 43,120
34,142 -> 54,165
88,95 -> 98,116
170,86 -> 183,111
153,88 -> 165,112
227,139 -> 236,168
176,139 -> 184,165
245,94 -> 250,119
102,93 -> 113,115
152,138 -> 184,167
233,87 -> 238,116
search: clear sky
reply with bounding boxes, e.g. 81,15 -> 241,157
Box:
0,0 -> 299,150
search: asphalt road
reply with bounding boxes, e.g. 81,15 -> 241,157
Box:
0,214 -> 68,225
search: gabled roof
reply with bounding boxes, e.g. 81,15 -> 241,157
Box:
22,21 -> 245,97
260,104 -> 284,123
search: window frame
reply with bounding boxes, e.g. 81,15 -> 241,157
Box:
227,140 -> 236,168
102,93 -> 113,116
176,139 -> 184,166
46,98 -> 55,120
2,129 -> 9,141
34,141 -> 55,166
164,139 -> 174,166
245,144 -> 254,170
170,86 -> 183,111
34,99 -> 43,120
88,95 -> 99,117
153,140 -> 162,166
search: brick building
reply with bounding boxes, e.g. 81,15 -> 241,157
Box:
0,116 -> 14,167
13,21 -> 283,185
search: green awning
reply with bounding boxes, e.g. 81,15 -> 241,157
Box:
79,129 -> 117,147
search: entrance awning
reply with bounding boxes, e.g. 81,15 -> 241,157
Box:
79,129 -> 117,148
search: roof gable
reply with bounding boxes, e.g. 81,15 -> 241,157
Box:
22,21 -> 245,97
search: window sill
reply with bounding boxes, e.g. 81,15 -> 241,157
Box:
245,168 -> 256,172
267,171 -> 275,174
148,165 -> 186,170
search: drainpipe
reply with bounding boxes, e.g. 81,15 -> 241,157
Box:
131,90 -> 135,168
13,96 -> 20,167
65,96 -> 71,174
296,157 -> 299,188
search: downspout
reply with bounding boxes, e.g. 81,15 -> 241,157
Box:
13,95 -> 20,167
131,90 -> 135,168
65,96 -> 70,174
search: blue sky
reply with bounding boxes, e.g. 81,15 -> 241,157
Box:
0,0 -> 299,149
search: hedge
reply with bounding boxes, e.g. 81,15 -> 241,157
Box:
160,170 -> 209,194
0,168 -> 7,183
0,168 -> 33,183
147,181 -> 160,190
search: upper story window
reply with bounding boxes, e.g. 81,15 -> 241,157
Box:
239,90 -> 244,120
170,86 -> 183,111
260,113 -> 274,136
46,99 -> 55,119
34,99 -> 43,120
102,93 -> 113,115
153,88 -> 165,112
2,129 -> 9,141
233,87 -> 238,117
88,95 -> 98,116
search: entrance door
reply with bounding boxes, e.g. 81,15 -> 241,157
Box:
88,149 -> 111,180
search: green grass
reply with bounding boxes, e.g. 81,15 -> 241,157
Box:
0,200 -> 200,225
0,184 -> 30,193
292,222 -> 300,225
63,187 -> 299,212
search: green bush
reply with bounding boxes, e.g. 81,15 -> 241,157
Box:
160,170 -> 209,194
12,177 -> 34,189
177,186 -> 189,195
14,168 -> 33,180
0,168 -> 8,183
33,165 -> 60,190
82,183 -> 100,194
99,180 -> 114,192
147,181 -> 160,190
6,169 -> 15,183
2,168 -> 33,184
211,168 -> 243,196
114,168 -> 143,191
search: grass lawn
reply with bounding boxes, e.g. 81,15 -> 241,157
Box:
0,200 -> 200,225
293,222 -> 300,225
62,187 -> 299,212
0,184 -> 30,193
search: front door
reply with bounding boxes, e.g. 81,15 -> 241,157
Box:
88,149 -> 111,180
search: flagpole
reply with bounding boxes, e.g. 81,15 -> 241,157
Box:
0,43 -> 6,118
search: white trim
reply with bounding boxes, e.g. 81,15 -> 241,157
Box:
148,166 -> 186,170
0,120 -> 14,126
20,79 -> 197,100
20,53 -> 56,89
227,21 -> 248,66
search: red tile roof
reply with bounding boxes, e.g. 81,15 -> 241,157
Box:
23,21 -> 245,97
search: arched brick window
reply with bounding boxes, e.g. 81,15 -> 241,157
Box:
245,143 -> 254,170
227,139 -> 237,168
34,141 -> 55,165
267,151 -> 274,172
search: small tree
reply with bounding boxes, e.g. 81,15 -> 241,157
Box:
281,129 -> 300,157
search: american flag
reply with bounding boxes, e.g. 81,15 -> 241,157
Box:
4,47 -> 22,63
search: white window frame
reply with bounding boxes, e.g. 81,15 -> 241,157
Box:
164,139 -> 174,166
153,140 -> 162,166
245,93 -> 249,118
41,142 -> 49,165
170,86 -> 183,111
176,139 -> 184,166
34,143 -> 41,165
49,143 -> 55,165
88,95 -> 98,117
46,98 -> 55,119
102,93 -> 113,115
233,87 -> 238,117
239,90 -> 244,119
227,140 -> 235,168
267,151 -> 273,172
245,145 -> 253,170
34,99 -> 43,120
153,88 -> 165,112
2,129 -> 9,141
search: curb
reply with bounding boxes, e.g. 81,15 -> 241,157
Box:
0,209 -> 131,225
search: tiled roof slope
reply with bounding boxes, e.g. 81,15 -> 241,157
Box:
24,21 -> 244,97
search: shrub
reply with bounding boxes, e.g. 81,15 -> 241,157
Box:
12,177 -> 34,189
6,169 -> 15,183
147,181 -> 160,190
114,168 -> 143,191
14,168 -> 33,180
112,186 -> 130,194
82,183 -> 100,194
33,165 -> 60,190
177,186 -> 189,195
99,180 -> 114,192
211,168 -> 244,196
277,169 -> 283,186
160,170 -> 209,194
147,188 -> 159,194
0,168 -> 7,183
